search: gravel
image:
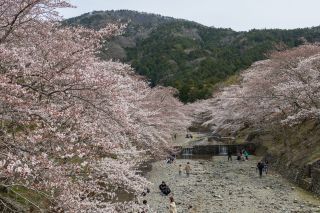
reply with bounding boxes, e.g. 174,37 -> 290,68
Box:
144,156 -> 320,213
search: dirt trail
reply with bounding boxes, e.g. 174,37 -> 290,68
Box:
145,156 -> 320,213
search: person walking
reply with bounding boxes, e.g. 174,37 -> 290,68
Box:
178,165 -> 182,175
227,149 -> 232,161
264,159 -> 269,175
257,161 -> 265,178
185,162 -> 191,177
169,197 -> 177,213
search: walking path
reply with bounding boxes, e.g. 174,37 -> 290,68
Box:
145,156 -> 320,213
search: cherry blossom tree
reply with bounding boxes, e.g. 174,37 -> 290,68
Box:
0,0 -> 189,211
188,45 -> 320,135
242,45 -> 320,126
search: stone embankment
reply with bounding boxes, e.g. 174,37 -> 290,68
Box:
267,154 -> 320,198
145,156 -> 320,213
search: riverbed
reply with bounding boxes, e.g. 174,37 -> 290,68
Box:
144,156 -> 320,213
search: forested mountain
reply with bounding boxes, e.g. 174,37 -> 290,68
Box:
65,10 -> 320,102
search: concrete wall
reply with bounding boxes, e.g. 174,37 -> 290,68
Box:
195,144 -> 255,155
180,143 -> 256,155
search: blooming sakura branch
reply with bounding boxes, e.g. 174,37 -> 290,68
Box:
188,45 -> 320,134
0,0 -> 189,211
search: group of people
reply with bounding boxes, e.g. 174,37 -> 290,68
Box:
228,149 -> 269,178
237,149 -> 249,161
141,151 -> 271,212
136,188 -> 150,213
166,155 -> 176,164
137,183 -> 177,213
179,162 -> 191,177
134,151 -> 193,212
159,162 -> 192,195
227,148 -> 249,161
158,183 -> 178,213
156,161 -> 192,212
185,134 -> 193,139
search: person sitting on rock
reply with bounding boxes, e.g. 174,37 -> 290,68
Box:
159,181 -> 171,195
162,186 -> 171,196
159,181 -> 166,191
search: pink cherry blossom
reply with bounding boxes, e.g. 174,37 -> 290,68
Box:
0,0 -> 190,211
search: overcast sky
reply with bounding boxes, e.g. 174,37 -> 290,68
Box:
59,0 -> 320,31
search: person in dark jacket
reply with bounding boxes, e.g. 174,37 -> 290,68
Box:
257,161 -> 265,178
237,151 -> 242,161
159,181 -> 166,191
264,160 -> 269,174
159,181 -> 171,195
227,150 -> 232,161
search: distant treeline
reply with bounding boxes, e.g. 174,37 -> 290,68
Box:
66,10 -> 320,102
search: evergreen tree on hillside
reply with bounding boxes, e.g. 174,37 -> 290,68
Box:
66,10 -> 320,102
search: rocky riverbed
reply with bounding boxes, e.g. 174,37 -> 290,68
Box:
144,156 -> 320,213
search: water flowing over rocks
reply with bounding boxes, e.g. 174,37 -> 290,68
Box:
144,156 -> 320,213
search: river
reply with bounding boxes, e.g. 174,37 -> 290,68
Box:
143,156 -> 320,212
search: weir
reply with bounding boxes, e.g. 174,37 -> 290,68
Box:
182,147 -> 193,156
178,143 -> 256,156
181,147 -> 194,159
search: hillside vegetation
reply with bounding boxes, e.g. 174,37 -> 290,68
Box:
66,10 -> 320,102
185,44 -> 320,195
